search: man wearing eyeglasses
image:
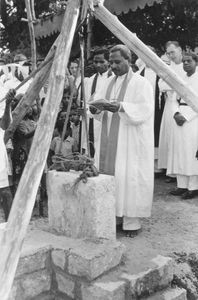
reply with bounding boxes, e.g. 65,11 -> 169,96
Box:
158,41 -> 186,181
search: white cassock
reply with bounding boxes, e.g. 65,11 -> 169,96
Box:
0,72 -> 32,95
0,63 -> 29,79
82,71 -> 112,164
93,71 -> 154,230
167,71 -> 198,190
137,65 -> 162,173
158,62 -> 185,169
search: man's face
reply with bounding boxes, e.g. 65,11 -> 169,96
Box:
183,55 -> 197,74
93,54 -> 109,74
166,44 -> 182,64
69,62 -> 78,77
109,51 -> 130,76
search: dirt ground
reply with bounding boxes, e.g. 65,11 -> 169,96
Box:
1,176 -> 198,298
118,176 -> 198,270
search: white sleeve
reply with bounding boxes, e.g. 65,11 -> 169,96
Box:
158,78 -> 172,92
119,80 -> 154,125
180,107 -> 198,122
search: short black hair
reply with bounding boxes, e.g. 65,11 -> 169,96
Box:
183,51 -> 198,62
93,48 -> 109,61
68,58 -> 79,67
110,44 -> 131,62
165,41 -> 181,49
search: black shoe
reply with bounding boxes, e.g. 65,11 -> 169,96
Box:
169,188 -> 187,196
182,190 -> 197,200
125,229 -> 141,238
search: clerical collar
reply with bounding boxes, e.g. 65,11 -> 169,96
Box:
98,70 -> 108,77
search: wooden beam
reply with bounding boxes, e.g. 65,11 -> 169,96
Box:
0,0 -> 80,299
93,3 -> 198,112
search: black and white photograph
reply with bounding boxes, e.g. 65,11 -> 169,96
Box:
0,0 -> 198,299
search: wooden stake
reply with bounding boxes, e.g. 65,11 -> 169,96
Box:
79,32 -> 90,157
25,0 -> 37,71
93,4 -> 198,112
0,1 -> 80,299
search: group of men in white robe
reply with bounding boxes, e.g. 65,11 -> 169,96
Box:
82,41 -> 198,237
153,41 -> 198,200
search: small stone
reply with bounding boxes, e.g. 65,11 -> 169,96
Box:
56,272 -> 75,298
21,269 -> 51,299
81,281 -> 126,300
16,247 -> 50,277
68,239 -> 125,280
51,249 -> 67,270
121,255 -> 173,297
7,280 -> 23,300
145,287 -> 187,300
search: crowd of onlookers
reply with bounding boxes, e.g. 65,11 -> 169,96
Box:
1,41 -> 198,222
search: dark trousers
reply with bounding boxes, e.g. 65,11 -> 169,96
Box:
0,186 -> 13,221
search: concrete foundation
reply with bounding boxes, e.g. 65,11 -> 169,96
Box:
47,171 -> 116,240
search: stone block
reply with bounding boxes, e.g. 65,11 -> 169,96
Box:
145,288 -> 187,300
81,281 -> 126,300
16,247 -> 50,277
55,271 -> 75,298
121,255 -> 173,297
47,171 -> 116,240
20,269 -> 51,299
8,280 -> 24,300
31,292 -> 55,300
67,239 -> 125,280
51,249 -> 67,270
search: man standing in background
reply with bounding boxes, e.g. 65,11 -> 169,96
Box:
158,41 -> 186,181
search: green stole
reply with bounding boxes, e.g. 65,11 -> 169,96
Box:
99,68 -> 133,175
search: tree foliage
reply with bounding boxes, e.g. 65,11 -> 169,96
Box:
1,0 -> 198,60
93,0 -> 198,52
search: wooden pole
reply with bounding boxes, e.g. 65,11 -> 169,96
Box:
93,4 -> 198,112
80,33 -> 90,157
25,0 -> 37,71
0,1 -> 80,299
30,0 -> 36,20
86,16 -> 93,60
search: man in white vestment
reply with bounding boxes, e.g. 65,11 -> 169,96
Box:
167,52 -> 198,199
158,41 -> 186,181
83,48 -> 112,161
89,45 -> 154,237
